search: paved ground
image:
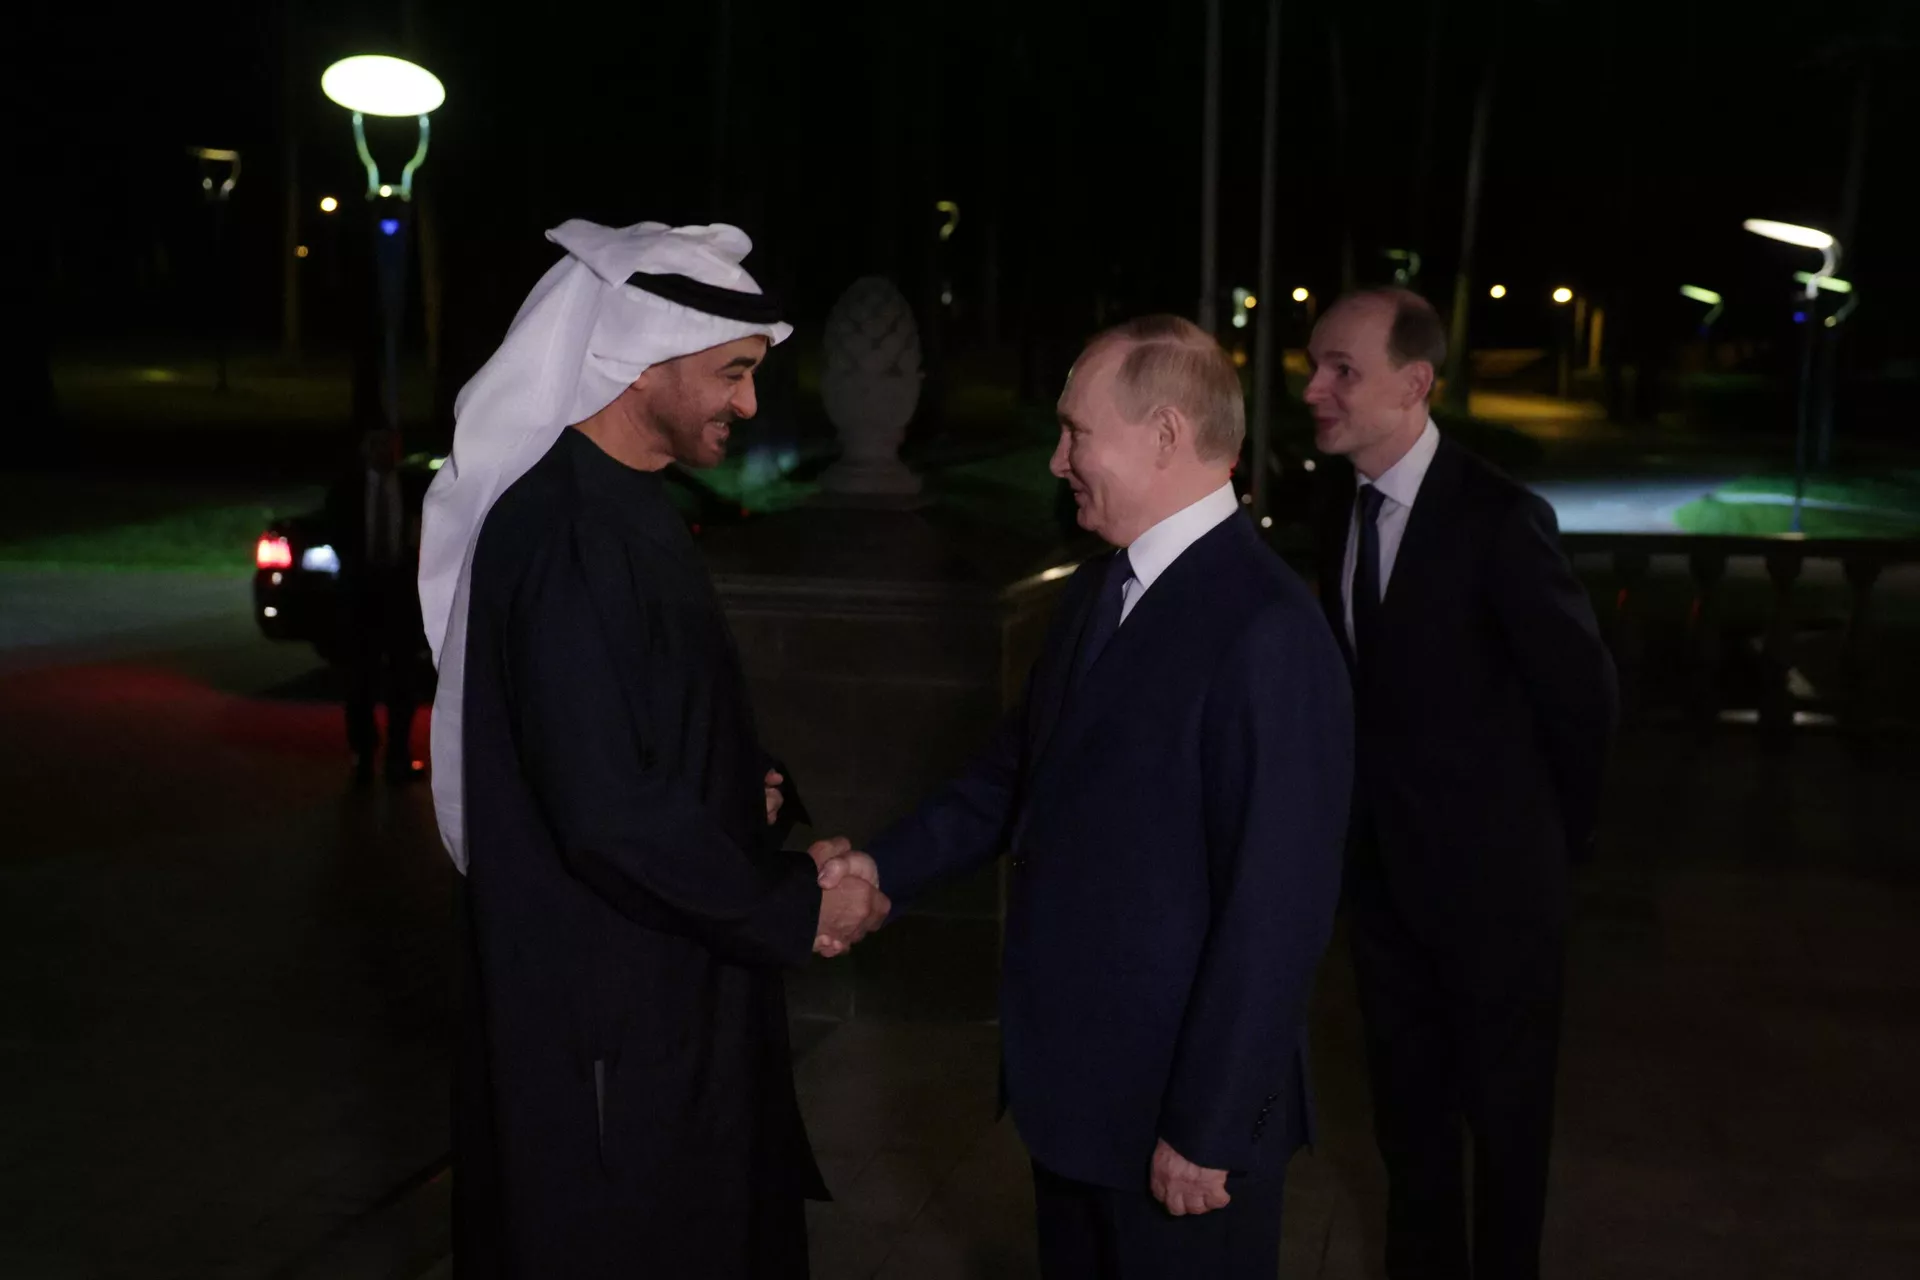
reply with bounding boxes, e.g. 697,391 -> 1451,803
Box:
2,569 -> 1915,1279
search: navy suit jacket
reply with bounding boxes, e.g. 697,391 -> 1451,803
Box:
869,513 -> 1354,1190
1314,436 -> 1618,940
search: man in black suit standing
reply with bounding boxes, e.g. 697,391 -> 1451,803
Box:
326,427 -> 428,785
815,315 -> 1354,1278
1308,289 -> 1617,1280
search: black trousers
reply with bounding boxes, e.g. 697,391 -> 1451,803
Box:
1032,1159 -> 1286,1280
1349,891 -> 1566,1280
341,577 -> 420,768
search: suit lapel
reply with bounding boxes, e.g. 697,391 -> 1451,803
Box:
1029,560 -> 1105,767
1315,465 -> 1358,670
1378,436 -> 1460,623
1028,518 -> 1242,791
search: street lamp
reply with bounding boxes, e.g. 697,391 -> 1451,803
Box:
188,147 -> 240,392
1744,218 -> 1841,533
1489,284 -> 1507,299
1551,286 -> 1574,305
1679,284 -> 1724,330
321,55 -> 444,438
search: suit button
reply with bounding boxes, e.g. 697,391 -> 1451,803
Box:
1009,855 -> 1028,869
1265,1093 -> 1278,1103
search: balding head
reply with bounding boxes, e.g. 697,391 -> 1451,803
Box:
1305,288 -> 1444,479
1052,314 -> 1245,547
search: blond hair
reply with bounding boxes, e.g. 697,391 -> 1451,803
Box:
1089,314 -> 1246,463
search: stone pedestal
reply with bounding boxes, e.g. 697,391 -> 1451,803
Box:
701,507 -> 1076,1022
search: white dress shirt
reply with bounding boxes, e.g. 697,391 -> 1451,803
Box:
1342,419 -> 1441,648
1119,482 -> 1241,623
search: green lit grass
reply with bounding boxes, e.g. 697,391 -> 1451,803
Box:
1673,470 -> 1920,538
0,504 -> 279,573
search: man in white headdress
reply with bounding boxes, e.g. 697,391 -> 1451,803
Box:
420,220 -> 889,1278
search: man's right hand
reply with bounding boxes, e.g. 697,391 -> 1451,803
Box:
814,864 -> 888,957
808,836 -> 880,893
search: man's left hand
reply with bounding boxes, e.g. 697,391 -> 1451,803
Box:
764,770 -> 784,826
1150,1139 -> 1231,1217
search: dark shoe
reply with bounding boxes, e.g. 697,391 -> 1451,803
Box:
385,759 -> 428,785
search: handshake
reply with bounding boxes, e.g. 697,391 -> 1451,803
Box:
808,836 -> 888,958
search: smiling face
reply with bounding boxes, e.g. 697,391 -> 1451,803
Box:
1049,339 -> 1169,546
1304,296 -> 1433,478
631,335 -> 768,469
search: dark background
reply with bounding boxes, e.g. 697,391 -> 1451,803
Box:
23,0 -> 1918,447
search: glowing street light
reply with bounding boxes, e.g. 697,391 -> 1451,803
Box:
1679,284 -> 1724,329
1290,287 -> 1309,303
321,54 -> 442,202
187,147 -> 241,392
1744,218 -> 1843,532
318,195 -> 339,213
1551,286 -> 1573,305
1489,284 -> 1507,299
322,54 -> 444,436
1243,294 -> 1258,309
1793,271 -> 1852,295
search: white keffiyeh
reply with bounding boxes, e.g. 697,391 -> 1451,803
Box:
418,219 -> 790,871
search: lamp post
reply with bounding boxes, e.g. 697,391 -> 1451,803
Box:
1551,286 -> 1574,398
1743,219 -> 1839,534
188,147 -> 240,392
320,55 -> 444,438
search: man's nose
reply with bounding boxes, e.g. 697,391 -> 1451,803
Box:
1303,374 -> 1330,405
1048,434 -> 1071,478
732,377 -> 759,421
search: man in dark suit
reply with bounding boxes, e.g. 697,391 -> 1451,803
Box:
814,315 -> 1355,1278
325,428 -> 430,784
1307,288 -> 1618,1280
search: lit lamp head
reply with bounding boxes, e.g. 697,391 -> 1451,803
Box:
1743,219 -> 1839,299
1552,286 -> 1574,305
1679,284 -> 1724,329
321,55 -> 445,202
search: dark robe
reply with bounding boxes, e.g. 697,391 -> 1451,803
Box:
453,426 -> 826,1279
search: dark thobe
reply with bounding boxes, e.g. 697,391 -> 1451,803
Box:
453,427 -> 826,1279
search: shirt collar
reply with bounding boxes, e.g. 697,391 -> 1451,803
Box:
1123,482 -> 1241,591
1361,418 -> 1440,509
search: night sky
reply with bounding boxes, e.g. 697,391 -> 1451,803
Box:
32,0 -> 1920,425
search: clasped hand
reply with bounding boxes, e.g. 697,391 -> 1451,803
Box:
808,836 -> 887,957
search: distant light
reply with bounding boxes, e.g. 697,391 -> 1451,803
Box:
1241,492 -> 1253,505
1259,516 -> 1273,529
321,55 -> 446,117
1793,271 -> 1852,294
427,456 -> 447,471
1679,285 -> 1723,306
294,245 -> 310,259
1792,311 -> 1807,324
256,536 -> 293,571
301,544 -> 342,575
201,177 -> 214,191
1230,348 -> 1248,367
1823,316 -> 1837,328
1231,312 -> 1248,330
940,288 -> 953,306
1291,287 -> 1309,303
1552,287 -> 1574,305
380,218 -> 400,236
319,196 -> 339,213
1037,564 -> 1077,583
378,184 -> 394,198
1244,295 -> 1258,310
934,199 -> 960,242
1303,459 -> 1317,472
262,606 -> 279,619
1743,218 -> 1834,251
270,572 -> 283,585
1489,284 -> 1507,299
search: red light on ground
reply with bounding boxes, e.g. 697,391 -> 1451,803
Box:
256,536 -> 293,570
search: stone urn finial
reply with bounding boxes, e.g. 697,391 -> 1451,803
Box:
819,276 -> 923,498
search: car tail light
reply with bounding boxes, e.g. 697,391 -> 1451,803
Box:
256,536 -> 293,570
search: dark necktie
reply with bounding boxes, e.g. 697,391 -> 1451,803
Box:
1071,547 -> 1134,688
1352,484 -> 1386,658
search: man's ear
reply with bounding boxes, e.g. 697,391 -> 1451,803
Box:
1404,361 -> 1436,408
1154,405 -> 1186,460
